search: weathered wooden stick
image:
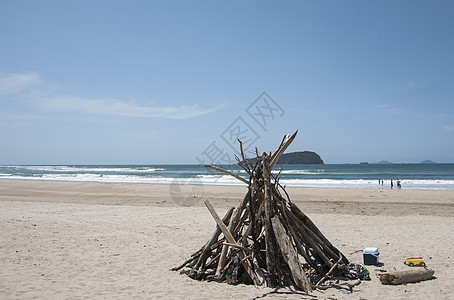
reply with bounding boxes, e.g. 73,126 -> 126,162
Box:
204,200 -> 240,248
263,153 -> 278,287
283,205 -> 333,268
302,222 -> 341,262
317,279 -> 361,293
235,154 -> 252,175
289,202 -> 348,264
270,133 -> 290,165
171,254 -> 199,271
221,242 -> 257,252
204,164 -> 249,184
275,179 -> 338,269
271,216 -> 312,293
171,247 -> 204,271
245,181 -> 256,247
280,206 -> 317,269
216,192 -> 250,275
346,279 -> 361,292
204,199 -> 261,286
237,138 -> 254,173
290,228 -> 316,268
379,268 -> 435,285
194,207 -> 234,270
210,239 -> 225,251
205,252 -> 222,269
226,256 -> 240,284
270,130 -> 298,171
284,207 -> 343,260
315,253 -> 343,288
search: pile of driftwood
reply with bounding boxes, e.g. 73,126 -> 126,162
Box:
173,130 -> 349,293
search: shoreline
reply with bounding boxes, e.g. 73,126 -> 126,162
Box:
2,178 -> 454,189
2,177 -> 454,191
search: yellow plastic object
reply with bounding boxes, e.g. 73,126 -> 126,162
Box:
404,257 -> 426,267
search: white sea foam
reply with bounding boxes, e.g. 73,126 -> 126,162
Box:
278,179 -> 454,190
227,169 -> 326,175
275,169 -> 325,175
196,175 -> 245,186
19,166 -> 166,173
2,165 -> 454,190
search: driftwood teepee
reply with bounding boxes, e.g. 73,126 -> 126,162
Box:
173,130 -> 349,293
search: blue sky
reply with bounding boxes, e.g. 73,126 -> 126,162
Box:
1,0 -> 453,164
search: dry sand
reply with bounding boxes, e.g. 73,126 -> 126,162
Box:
0,180 -> 453,299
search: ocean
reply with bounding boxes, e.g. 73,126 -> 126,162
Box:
1,163 -> 454,190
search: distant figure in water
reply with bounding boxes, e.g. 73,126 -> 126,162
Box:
391,180 -> 393,189
397,180 -> 401,189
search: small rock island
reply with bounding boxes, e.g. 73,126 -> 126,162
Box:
277,151 -> 324,164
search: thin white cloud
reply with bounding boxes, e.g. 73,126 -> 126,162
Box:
374,103 -> 402,115
40,96 -> 217,119
0,71 -> 219,120
0,72 -> 41,96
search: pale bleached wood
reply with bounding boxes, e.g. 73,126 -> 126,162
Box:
171,253 -> 200,271
269,130 -> 298,171
204,164 -> 249,184
221,242 -> 257,252
236,138 -> 253,174
195,207 -> 234,270
216,192 -> 250,275
379,268 -> 434,285
285,202 -> 342,263
289,202 -> 348,265
315,253 -> 343,288
262,153 -> 278,287
204,199 -> 260,286
271,215 -> 312,293
280,205 -> 317,270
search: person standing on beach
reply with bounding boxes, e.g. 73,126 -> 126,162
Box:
391,180 -> 394,189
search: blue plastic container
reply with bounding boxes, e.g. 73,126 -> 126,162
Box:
363,247 -> 379,265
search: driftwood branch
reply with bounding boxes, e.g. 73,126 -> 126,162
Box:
262,152 -> 278,287
194,207 -> 234,270
216,192 -> 249,275
204,199 -> 260,287
379,268 -> 435,285
272,215 -> 312,293
204,164 -> 249,184
270,130 -> 298,171
315,253 -> 344,288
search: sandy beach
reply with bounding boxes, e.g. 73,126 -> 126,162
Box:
1,180 -> 453,299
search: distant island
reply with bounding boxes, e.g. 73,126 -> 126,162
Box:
359,160 -> 437,164
376,160 -> 394,164
420,159 -> 436,164
277,151 -> 324,164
